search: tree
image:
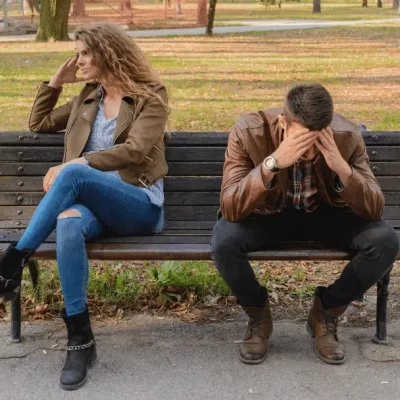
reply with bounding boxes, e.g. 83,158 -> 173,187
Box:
377,0 -> 382,7
206,0 -> 217,36
313,0 -> 321,13
120,0 -> 132,11
25,0 -> 40,23
36,0 -> 72,42
362,0 -> 367,7
393,0 -> 399,9
197,0 -> 208,26
72,0 -> 87,17
175,0 -> 182,15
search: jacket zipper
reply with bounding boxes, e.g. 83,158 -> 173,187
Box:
113,119 -> 131,145
62,103 -> 86,162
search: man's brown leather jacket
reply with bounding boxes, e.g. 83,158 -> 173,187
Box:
220,108 -> 384,222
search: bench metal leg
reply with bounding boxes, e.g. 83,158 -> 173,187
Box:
9,261 -> 39,343
10,291 -> 22,343
28,260 -> 39,289
373,267 -> 392,345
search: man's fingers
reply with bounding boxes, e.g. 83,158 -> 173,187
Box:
318,132 -> 334,149
294,134 -> 318,150
290,128 -> 312,140
315,140 -> 327,155
291,130 -> 319,145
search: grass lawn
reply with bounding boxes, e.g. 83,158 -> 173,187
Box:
1,24 -> 399,131
215,1 -> 400,22
0,24 -> 399,322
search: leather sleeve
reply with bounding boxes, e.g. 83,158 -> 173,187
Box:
220,127 -> 278,222
336,133 -> 384,221
29,82 -> 74,133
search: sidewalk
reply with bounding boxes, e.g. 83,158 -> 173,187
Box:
1,314 -> 399,399
0,18 -> 399,42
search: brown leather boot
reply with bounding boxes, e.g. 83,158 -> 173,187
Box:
306,287 -> 347,365
239,298 -> 273,364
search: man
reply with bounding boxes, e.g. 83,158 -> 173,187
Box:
211,83 -> 399,365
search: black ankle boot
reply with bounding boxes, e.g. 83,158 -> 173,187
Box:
60,307 -> 97,391
0,243 -> 32,301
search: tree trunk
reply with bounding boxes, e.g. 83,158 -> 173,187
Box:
377,0 -> 382,7
197,0 -> 208,26
36,0 -> 72,42
176,0 -> 182,14
163,0 -> 168,18
72,0 -> 87,17
362,0 -> 367,7
120,0 -> 132,11
312,0 -> 321,13
393,0 -> 399,9
206,0 -> 217,36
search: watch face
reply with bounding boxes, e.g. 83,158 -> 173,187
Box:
265,158 -> 275,169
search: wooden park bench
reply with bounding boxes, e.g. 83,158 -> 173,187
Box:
0,131 -> 399,344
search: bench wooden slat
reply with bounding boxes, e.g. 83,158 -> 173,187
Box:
1,175 -> 399,193
367,147 -> 400,161
358,131 -> 400,145
0,162 -> 57,176
1,131 -> 399,146
0,132 -> 64,146
0,219 -> 399,231
166,147 -> 226,162
4,145 -> 400,163
0,147 -> 64,162
370,162 -> 400,176
0,220 -> 220,230
0,192 -> 223,206
0,191 -> 398,207
0,204 -> 398,221
0,160 -> 399,178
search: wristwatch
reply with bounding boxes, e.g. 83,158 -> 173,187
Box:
263,155 -> 280,173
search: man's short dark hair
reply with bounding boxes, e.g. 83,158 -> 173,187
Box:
283,83 -> 333,131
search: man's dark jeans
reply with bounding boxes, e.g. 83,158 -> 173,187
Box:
211,205 -> 399,309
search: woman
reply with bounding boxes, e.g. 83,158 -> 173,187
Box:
0,23 -> 168,390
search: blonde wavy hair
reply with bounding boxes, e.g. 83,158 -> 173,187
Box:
73,23 -> 167,109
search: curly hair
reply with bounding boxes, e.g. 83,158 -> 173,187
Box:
73,23 -> 167,109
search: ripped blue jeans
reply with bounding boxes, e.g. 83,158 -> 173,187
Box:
16,164 -> 161,316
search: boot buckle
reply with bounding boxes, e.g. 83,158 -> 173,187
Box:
0,275 -> 13,288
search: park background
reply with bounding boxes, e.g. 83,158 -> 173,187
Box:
0,0 -> 399,326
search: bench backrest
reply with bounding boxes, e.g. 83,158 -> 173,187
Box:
0,131 -> 399,232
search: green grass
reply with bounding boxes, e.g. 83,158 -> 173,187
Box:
21,263 -> 142,312
150,260 -> 231,297
1,25 -> 399,132
215,2 -> 400,21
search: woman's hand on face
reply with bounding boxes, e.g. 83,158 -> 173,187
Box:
48,56 -> 85,88
43,158 -> 86,193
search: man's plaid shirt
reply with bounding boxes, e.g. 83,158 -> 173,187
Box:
285,155 -> 344,212
286,158 -> 320,212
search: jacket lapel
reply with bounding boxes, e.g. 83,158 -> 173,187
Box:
113,99 -> 135,143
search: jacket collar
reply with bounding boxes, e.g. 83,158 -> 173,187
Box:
83,84 -> 135,105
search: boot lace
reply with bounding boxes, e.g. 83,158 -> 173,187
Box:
322,309 -> 339,336
248,318 -> 263,337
